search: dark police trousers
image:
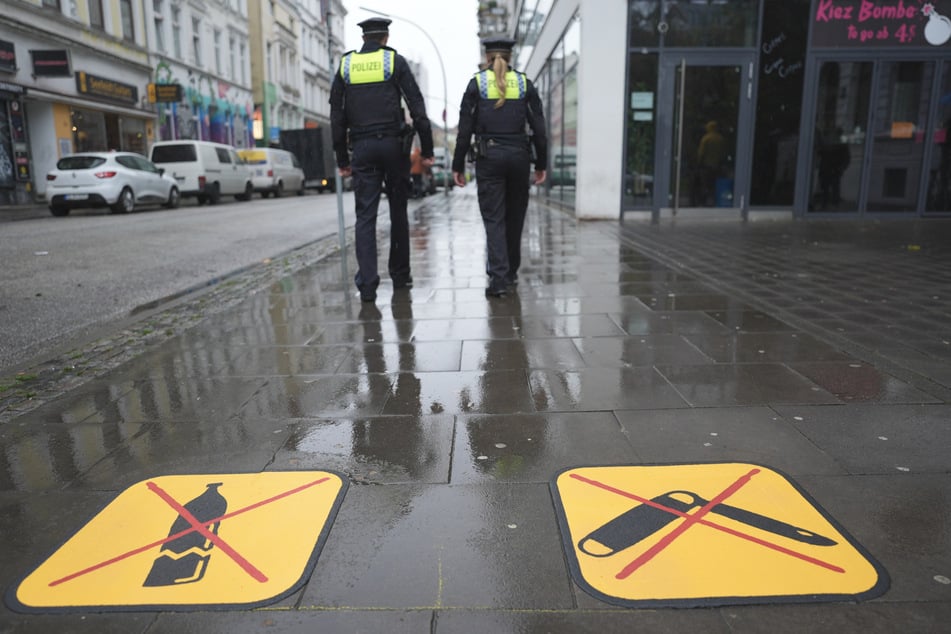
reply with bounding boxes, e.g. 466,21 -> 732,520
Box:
476,142 -> 531,287
351,135 -> 412,292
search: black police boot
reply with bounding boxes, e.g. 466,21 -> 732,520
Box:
485,280 -> 508,298
393,276 -> 413,289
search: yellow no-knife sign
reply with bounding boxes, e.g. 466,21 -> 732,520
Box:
551,463 -> 888,608
8,471 -> 347,612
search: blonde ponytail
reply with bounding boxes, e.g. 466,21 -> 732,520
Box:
493,54 -> 508,109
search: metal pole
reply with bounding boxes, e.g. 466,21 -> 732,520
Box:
327,10 -> 347,254
360,7 -> 451,194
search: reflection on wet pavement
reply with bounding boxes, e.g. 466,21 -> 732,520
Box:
2,192 -> 950,626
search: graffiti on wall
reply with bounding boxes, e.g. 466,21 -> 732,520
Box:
153,61 -> 254,146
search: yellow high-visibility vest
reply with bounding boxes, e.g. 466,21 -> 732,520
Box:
340,49 -> 394,85
476,70 -> 526,100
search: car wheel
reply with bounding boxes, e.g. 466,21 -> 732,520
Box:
207,182 -> 221,205
49,205 -> 70,217
236,182 -> 253,201
164,186 -> 181,209
111,187 -> 135,214
274,181 -> 284,198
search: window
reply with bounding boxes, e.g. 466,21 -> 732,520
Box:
116,155 -> 139,170
151,143 -> 197,162
215,147 -> 231,163
926,64 -> 951,212
56,156 -> 106,170
214,29 -> 222,74
229,35 -> 236,80
192,16 -> 202,66
239,43 -> 247,84
119,0 -> 135,42
89,0 -> 104,30
751,0 -> 809,206
153,0 -> 166,53
662,0 -> 758,48
172,6 -> 182,58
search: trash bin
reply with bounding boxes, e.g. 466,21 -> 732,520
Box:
715,177 -> 734,207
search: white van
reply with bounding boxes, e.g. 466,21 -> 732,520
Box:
237,148 -> 305,198
149,140 -> 253,205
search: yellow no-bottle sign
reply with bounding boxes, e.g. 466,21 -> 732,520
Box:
552,463 -> 888,608
8,471 -> 347,612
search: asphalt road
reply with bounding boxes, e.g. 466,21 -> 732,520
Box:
0,192 -> 355,376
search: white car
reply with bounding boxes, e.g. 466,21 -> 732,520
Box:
237,147 -> 305,198
150,140 -> 253,204
46,151 -> 181,217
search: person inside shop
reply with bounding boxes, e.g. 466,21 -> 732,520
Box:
330,17 -> 434,302
451,37 -> 548,298
692,120 -> 727,206
816,126 -> 850,209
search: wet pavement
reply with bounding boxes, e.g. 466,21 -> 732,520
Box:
1,192 -> 950,632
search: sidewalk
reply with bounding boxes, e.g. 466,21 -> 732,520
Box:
1,190 -> 949,632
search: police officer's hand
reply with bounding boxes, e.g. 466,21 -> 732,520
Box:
453,171 -> 467,187
339,166 -> 352,178
422,157 -> 435,167
532,170 -> 547,185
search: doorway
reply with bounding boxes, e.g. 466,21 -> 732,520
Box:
806,58 -> 940,215
656,54 -> 755,213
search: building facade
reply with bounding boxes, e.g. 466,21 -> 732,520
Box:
0,0 -> 347,209
510,0 -> 951,220
145,0 -> 255,148
247,0 -> 345,145
0,0 -> 156,205
299,0 -> 340,128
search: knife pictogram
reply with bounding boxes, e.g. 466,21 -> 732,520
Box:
578,490 -> 837,558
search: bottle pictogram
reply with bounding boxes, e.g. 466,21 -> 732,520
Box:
143,483 -> 228,586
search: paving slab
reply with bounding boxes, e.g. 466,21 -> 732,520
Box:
2,194 -> 950,630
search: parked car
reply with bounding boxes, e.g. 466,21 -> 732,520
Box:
45,151 -> 181,217
237,147 -> 306,198
149,140 -> 253,204
430,147 -> 451,190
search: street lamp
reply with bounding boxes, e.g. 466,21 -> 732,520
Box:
359,7 -> 451,195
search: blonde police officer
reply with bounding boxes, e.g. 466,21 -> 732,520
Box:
452,37 -> 547,297
330,17 -> 434,302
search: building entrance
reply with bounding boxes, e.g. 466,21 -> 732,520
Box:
656,54 -> 754,214
807,58 -> 949,216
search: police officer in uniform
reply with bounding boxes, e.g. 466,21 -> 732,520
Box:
330,17 -> 434,302
452,37 -> 547,298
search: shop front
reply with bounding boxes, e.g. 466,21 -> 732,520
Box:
802,0 -> 951,216
622,0 -> 801,216
0,79 -> 31,205
619,0 -> 951,218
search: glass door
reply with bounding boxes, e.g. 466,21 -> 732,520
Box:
657,54 -> 754,212
808,59 -> 936,215
925,62 -> 951,214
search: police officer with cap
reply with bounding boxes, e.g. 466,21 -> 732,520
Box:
452,37 -> 547,298
331,17 -> 434,302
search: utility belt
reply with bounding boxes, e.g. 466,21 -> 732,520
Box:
471,133 -> 531,161
350,121 -> 415,155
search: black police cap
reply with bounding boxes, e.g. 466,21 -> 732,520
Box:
358,17 -> 391,35
482,37 -> 516,53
